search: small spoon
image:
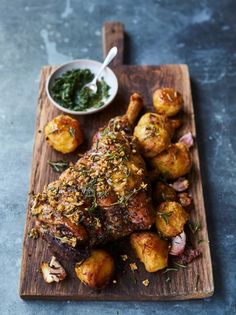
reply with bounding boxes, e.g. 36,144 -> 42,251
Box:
83,46 -> 118,94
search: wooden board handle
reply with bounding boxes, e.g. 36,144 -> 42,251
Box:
102,22 -> 124,66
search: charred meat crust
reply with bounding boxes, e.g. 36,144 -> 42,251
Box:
31,98 -> 154,260
43,232 -> 90,262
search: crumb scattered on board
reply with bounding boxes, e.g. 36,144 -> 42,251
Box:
142,279 -> 150,287
129,262 -> 138,271
28,227 -> 39,239
121,254 -> 128,261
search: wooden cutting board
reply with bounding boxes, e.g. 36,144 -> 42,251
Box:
19,22 -> 214,300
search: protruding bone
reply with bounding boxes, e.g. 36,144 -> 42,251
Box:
126,93 -> 144,125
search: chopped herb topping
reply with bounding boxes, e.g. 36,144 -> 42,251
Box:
50,69 -> 110,112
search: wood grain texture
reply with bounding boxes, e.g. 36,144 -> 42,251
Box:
19,64 -> 214,300
103,22 -> 124,66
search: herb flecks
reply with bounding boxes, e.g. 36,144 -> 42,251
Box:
69,126 -> 75,137
174,262 -> 187,269
157,211 -> 173,224
48,160 -> 69,173
189,221 -> 201,234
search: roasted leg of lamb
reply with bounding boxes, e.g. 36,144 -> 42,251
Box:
31,94 -> 154,261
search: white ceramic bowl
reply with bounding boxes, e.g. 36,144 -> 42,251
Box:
46,59 -> 118,115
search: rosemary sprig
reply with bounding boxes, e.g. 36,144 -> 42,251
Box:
157,211 -> 173,224
69,126 -> 75,137
165,276 -> 170,283
162,267 -> 178,274
189,221 -> 201,234
47,160 -> 69,173
110,187 -> 142,207
174,262 -> 187,269
195,274 -> 200,290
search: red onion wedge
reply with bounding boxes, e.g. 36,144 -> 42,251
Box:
178,132 -> 194,148
169,231 -> 186,256
172,177 -> 189,192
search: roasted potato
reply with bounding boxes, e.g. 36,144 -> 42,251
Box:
156,201 -> 189,237
134,113 -> 173,158
75,249 -> 114,288
150,143 -> 192,179
130,232 -> 168,272
136,112 -> 174,137
153,88 -> 183,117
45,115 -> 83,153
134,124 -> 170,158
153,181 -> 178,204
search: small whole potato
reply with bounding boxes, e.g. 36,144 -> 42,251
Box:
45,115 -> 83,153
153,181 -> 178,204
130,232 -> 168,272
75,249 -> 114,288
156,201 -> 189,237
136,112 -> 174,137
153,88 -> 183,117
134,124 -> 171,158
134,113 -> 175,158
150,143 -> 192,179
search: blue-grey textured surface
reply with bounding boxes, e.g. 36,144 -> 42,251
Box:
0,0 -> 235,314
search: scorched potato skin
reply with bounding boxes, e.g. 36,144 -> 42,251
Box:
156,201 -> 189,237
153,88 -> 183,117
44,114 -> 83,153
150,143 -> 192,179
75,249 -> 115,288
130,232 -> 168,272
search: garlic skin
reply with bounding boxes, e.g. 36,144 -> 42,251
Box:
41,256 -> 67,284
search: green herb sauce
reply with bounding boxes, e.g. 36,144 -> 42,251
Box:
50,69 -> 111,111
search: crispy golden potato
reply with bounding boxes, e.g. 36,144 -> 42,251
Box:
45,115 -> 83,153
134,124 -> 170,158
153,181 -> 178,204
156,201 -> 189,237
153,88 -> 183,117
130,232 -> 168,272
150,143 -> 192,179
134,113 -> 182,158
137,112 -> 173,137
134,113 -> 176,158
75,249 -> 114,288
